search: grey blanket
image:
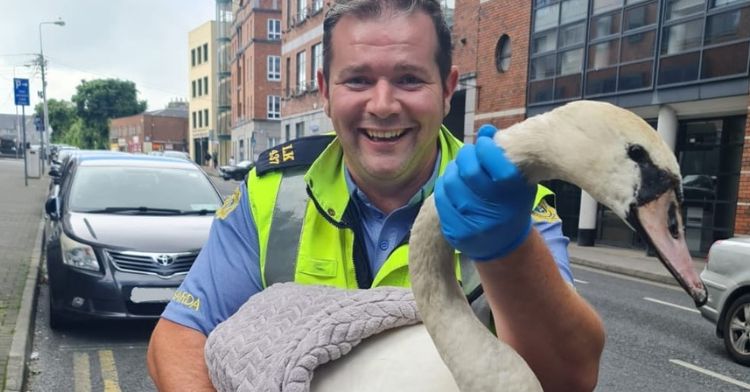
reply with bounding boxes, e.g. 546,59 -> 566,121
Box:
204,282 -> 421,392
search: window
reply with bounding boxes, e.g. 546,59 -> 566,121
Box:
665,0 -> 705,21
197,46 -> 202,65
192,112 -> 197,128
268,56 -> 281,81
198,78 -> 203,96
312,0 -> 323,13
285,124 -> 290,141
192,81 -> 197,98
203,43 -> 208,62
495,35 -> 512,72
311,43 -> 322,88
296,51 -> 307,93
268,137 -> 278,148
267,96 -> 280,119
661,19 -> 704,55
203,76 -> 209,95
204,109 -> 209,128
268,19 -> 281,40
191,49 -> 196,67
198,110 -> 203,128
297,0 -> 307,22
295,122 -> 304,138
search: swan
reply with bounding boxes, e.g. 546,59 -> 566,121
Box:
206,100 -> 708,392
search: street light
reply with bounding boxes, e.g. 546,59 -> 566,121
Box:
39,18 -> 65,173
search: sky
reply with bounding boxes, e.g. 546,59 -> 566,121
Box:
0,0 -> 216,115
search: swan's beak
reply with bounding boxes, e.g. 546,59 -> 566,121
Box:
628,190 -> 708,307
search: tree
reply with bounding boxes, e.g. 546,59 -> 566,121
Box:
34,99 -> 78,145
71,79 -> 147,149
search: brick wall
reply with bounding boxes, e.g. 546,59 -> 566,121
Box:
734,99 -> 750,235
473,0 -> 531,130
452,0 -> 479,75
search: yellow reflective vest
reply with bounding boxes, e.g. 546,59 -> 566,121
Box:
247,127 -> 554,292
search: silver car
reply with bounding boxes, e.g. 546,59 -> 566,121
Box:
699,237 -> 750,366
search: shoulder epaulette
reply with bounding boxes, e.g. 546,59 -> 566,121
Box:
255,134 -> 335,176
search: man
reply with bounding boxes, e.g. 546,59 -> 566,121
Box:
147,0 -> 605,390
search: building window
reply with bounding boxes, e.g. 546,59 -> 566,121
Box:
192,112 -> 197,128
198,78 -> 203,96
197,46 -> 202,65
203,76 -> 209,95
268,19 -> 281,40
267,96 -> 280,119
296,50 -> 307,93
295,122 -> 304,139
495,34 -> 512,72
268,56 -> 281,80
203,43 -> 208,63
268,137 -> 278,148
311,43 -> 322,88
192,80 -> 197,98
297,0 -> 307,22
285,124 -> 290,141
191,49 -> 196,67
204,109 -> 209,128
312,0 -> 323,13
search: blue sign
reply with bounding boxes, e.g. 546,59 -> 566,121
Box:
13,78 -> 30,106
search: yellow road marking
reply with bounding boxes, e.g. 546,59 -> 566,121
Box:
98,350 -> 122,392
73,352 -> 91,392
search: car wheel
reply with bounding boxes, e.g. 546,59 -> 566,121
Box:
722,293 -> 750,366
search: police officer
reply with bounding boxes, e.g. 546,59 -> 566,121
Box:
147,0 -> 605,390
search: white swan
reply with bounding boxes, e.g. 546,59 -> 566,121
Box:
311,100 -> 707,391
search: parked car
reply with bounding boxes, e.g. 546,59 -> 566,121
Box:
699,237 -> 750,366
43,154 -> 222,329
149,150 -> 191,161
219,160 -> 254,181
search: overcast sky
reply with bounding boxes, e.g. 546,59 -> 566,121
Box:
0,0 -> 215,115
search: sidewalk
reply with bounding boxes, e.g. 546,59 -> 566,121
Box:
0,158 -> 47,392
568,242 -> 707,287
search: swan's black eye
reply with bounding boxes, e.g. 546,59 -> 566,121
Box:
628,144 -> 647,163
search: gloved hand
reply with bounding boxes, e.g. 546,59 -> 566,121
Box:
434,124 -> 536,261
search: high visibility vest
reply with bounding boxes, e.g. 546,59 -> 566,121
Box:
247,127 -> 555,297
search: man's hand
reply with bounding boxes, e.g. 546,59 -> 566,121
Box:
434,124 -> 536,261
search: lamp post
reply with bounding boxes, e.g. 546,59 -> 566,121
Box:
39,18 -> 65,173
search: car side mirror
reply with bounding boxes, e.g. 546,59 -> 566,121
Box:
49,166 -> 60,178
45,197 -> 60,221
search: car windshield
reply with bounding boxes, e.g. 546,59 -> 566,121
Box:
68,165 -> 221,214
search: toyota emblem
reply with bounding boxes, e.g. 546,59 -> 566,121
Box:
154,254 -> 175,266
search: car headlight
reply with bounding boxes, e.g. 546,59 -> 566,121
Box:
60,232 -> 100,271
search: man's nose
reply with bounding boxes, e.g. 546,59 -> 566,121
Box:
366,79 -> 400,118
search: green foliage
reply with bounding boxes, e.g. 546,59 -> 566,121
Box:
71,79 -> 147,149
34,99 -> 77,145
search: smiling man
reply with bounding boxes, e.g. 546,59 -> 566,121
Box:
147,1 -> 604,390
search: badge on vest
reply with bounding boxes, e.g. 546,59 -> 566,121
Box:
216,187 -> 241,220
532,200 -> 560,223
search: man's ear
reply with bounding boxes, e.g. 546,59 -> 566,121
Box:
443,66 -> 459,117
317,69 -> 330,117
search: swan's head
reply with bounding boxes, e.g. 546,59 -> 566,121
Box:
503,100 -> 707,306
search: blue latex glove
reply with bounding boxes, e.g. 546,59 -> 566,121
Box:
434,124 -> 536,261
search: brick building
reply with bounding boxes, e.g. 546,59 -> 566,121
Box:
109,105 -> 189,153
229,0 -> 282,162
452,0 -> 750,256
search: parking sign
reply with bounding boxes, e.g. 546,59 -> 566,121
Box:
14,78 -> 30,106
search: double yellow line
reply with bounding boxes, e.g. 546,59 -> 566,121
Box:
73,350 -> 122,392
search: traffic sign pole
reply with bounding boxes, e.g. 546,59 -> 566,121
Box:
14,78 -> 30,187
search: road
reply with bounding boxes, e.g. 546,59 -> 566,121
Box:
23,175 -> 750,391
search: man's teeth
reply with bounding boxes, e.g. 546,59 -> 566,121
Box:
365,129 -> 406,140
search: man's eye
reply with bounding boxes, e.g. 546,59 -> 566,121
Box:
345,77 -> 370,87
398,75 -> 423,86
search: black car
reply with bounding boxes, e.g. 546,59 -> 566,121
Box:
43,154 -> 222,329
219,160 -> 255,181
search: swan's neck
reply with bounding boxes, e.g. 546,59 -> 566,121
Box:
410,197 -> 542,391
496,114 -> 633,219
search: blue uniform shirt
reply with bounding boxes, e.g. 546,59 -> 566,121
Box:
162,165 -> 573,336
